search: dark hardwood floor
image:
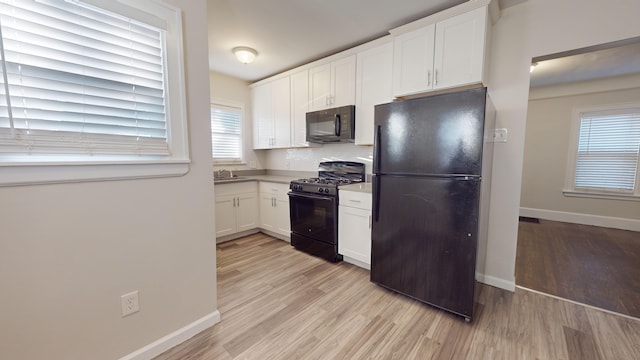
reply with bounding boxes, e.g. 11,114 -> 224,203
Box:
154,233 -> 640,360
516,218 -> 640,318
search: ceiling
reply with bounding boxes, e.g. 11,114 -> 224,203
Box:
529,38 -> 640,88
208,0 -> 469,82
208,0 -> 639,88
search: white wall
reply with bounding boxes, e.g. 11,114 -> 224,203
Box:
0,1 -> 218,359
482,0 -> 640,290
210,71 -> 267,171
265,143 -> 374,174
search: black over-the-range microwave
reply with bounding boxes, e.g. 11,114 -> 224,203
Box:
305,105 -> 355,143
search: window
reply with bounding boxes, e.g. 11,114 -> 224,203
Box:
565,105 -> 640,199
0,0 -> 189,185
211,101 -> 243,164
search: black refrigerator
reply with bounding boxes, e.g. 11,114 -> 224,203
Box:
370,87 -> 495,321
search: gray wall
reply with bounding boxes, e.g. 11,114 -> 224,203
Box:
210,71 -> 267,171
0,1 -> 218,359
522,76 -> 640,221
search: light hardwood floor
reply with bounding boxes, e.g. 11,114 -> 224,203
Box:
154,233 -> 640,360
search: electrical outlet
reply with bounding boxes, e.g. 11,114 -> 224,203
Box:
121,290 -> 139,317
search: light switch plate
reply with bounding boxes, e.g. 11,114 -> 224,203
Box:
493,128 -> 508,143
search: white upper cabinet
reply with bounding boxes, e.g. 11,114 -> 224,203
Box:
355,41 -> 394,146
290,69 -> 310,147
392,6 -> 489,97
252,76 -> 291,149
309,55 -> 356,111
433,6 -> 487,90
392,25 -> 436,97
252,83 -> 272,149
272,77 -> 291,148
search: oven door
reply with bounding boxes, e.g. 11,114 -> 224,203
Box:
288,192 -> 337,244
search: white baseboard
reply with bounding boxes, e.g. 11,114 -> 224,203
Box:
119,310 -> 221,360
216,229 -> 259,243
520,207 -> 640,232
476,273 -> 516,292
343,256 -> 371,270
259,229 -> 291,242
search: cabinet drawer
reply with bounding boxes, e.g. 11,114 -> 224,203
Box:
215,181 -> 258,196
259,181 -> 290,195
339,190 -> 371,210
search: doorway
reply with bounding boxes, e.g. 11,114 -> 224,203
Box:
515,38 -> 640,319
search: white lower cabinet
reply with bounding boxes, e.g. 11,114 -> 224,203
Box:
215,182 -> 259,238
338,190 -> 372,269
259,182 -> 291,240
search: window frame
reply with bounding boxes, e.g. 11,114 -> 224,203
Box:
0,0 -> 189,187
210,98 -> 245,165
564,103 -> 640,201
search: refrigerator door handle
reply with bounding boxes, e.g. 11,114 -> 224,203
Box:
334,114 -> 341,136
374,125 -> 381,173
373,176 -> 380,222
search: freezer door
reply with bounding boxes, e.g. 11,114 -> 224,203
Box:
371,174 -> 480,319
373,87 -> 486,176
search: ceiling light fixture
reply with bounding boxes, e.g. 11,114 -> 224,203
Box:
233,46 -> 258,64
530,62 -> 538,73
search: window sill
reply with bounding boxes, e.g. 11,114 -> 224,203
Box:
0,160 -> 190,187
562,189 -> 640,202
213,160 -> 245,166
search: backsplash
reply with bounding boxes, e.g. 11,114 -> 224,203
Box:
265,143 -> 374,175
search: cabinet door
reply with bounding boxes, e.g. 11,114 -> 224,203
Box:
355,42 -> 393,145
290,69 -> 310,147
274,195 -> 291,238
433,7 -> 487,90
331,55 -> 356,108
215,194 -> 237,237
272,76 -> 291,148
309,63 -> 331,111
252,83 -> 274,149
259,194 -> 276,232
236,192 -> 259,232
338,205 -> 371,265
392,24 -> 435,97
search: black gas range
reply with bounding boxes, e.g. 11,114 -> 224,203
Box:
288,161 -> 365,262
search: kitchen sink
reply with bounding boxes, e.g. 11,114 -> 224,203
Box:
214,175 -> 246,182
214,168 -> 248,182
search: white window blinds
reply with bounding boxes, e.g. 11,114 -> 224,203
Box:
574,108 -> 640,192
0,0 -> 168,156
211,103 -> 242,163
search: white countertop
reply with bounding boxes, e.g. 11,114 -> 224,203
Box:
339,182 -> 372,193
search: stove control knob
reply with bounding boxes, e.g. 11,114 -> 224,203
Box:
318,187 -> 324,193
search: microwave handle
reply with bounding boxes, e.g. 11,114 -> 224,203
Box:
334,114 -> 341,136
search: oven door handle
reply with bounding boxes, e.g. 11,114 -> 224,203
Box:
288,192 -> 335,202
